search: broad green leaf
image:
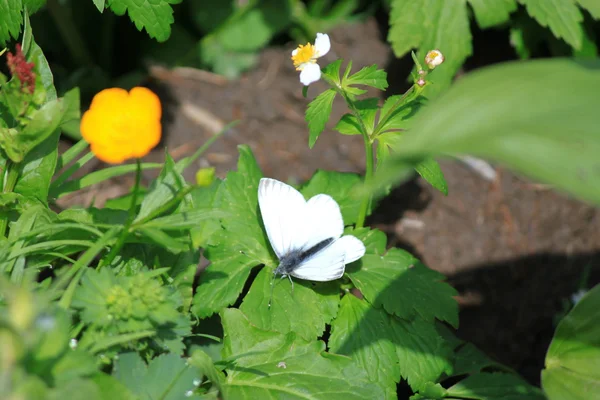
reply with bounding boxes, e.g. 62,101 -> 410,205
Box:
542,284 -> 600,400
345,65 -> 388,90
107,0 -> 181,42
239,267 -> 339,340
306,89 -> 336,148
113,352 -> 203,400
577,0 -> 600,19
347,247 -> 458,327
21,12 -> 56,100
448,373 -> 545,400
453,343 -> 505,376
189,349 -> 224,391
388,0 -> 472,97
220,308 -> 385,399
190,180 -> 222,247
329,295 -> 400,398
301,170 -> 363,225
415,157 -> 448,195
0,0 -> 22,45
518,0 -> 583,50
134,153 -> 186,223
334,114 -> 362,135
192,146 -> 271,318
90,374 -> 136,400
467,0 -> 517,28
375,59 -> 600,206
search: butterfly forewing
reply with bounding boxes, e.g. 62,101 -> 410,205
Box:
258,178 -> 310,258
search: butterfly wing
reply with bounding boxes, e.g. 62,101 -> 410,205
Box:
303,194 -> 344,250
258,178 -> 309,258
290,235 -> 366,281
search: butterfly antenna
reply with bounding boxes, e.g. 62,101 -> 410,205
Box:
268,272 -> 276,310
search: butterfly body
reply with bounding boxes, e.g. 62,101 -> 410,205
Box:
258,178 -> 365,283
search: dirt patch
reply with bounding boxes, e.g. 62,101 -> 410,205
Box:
58,18 -> 600,386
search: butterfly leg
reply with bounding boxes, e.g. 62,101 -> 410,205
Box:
288,275 -> 294,294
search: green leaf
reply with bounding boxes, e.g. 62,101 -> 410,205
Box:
22,12 -> 56,100
0,0 -> 22,46
448,373 -> 545,400
113,352 -> 203,399
306,88 -> 336,148
388,0 -> 472,97
345,65 -> 388,90
192,146 -> 271,318
136,208 -> 229,231
347,245 -> 458,327
329,295 -> 400,398
577,0 -> 600,19
190,180 -> 222,247
134,153 -> 186,223
518,0 -> 583,50
374,59 -> 600,206
92,0 -> 106,13
415,157 -> 448,195
542,284 -> 600,400
334,114 -> 362,135
90,374 -> 136,400
239,267 -> 340,341
107,0 -> 181,42
321,59 -> 343,86
220,308 -> 385,399
467,0 -> 517,28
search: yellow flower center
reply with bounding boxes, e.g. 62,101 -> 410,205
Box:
291,43 -> 317,70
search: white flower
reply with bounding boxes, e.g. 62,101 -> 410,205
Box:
425,49 -> 444,69
291,33 -> 331,86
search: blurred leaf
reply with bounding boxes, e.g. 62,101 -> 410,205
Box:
192,146 -> 271,318
219,308 -> 385,399
448,373 -> 545,400
113,352 -> 203,399
518,0 -> 583,50
388,0 -> 472,98
136,208 -> 228,231
576,0 -> 600,19
374,59 -> 600,206
24,0 -> 46,14
415,157 -> 448,195
92,0 -> 106,13
542,284 -> 600,400
306,89 -> 336,148
239,267 -> 339,340
300,169 -> 363,225
90,374 -> 136,400
107,0 -> 181,42
467,0 -> 517,28
347,241 -> 458,327
0,0 -> 22,46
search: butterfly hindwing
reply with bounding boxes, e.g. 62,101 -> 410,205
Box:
290,235 -> 366,281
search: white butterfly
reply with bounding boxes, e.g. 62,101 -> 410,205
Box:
258,178 -> 366,285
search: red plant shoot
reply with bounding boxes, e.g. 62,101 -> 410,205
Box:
6,44 -> 35,94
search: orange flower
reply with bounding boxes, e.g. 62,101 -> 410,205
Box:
80,87 -> 162,164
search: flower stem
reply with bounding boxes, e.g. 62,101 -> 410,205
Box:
0,161 -> 19,238
356,134 -> 374,228
99,159 -> 142,269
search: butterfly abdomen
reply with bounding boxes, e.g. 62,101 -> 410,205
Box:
275,237 -> 335,276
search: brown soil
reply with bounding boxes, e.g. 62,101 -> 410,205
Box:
58,18 -> 600,386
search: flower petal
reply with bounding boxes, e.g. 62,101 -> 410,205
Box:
299,63 -> 321,85
314,33 -> 330,58
292,48 -> 299,56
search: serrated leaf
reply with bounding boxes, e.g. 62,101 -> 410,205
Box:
329,295 -> 400,398
467,0 -> 517,28
448,373 -> 544,400
92,0 -> 106,12
192,146 -> 271,318
518,0 -> 583,50
345,65 -> 388,90
453,343 -> 504,376
348,227 -> 387,255
388,0 -> 472,98
113,352 -> 203,400
374,59 -> 600,207
347,247 -> 458,327
239,267 -> 339,340
307,89 -> 336,148
0,0 -> 22,46
334,113 -> 362,135
321,59 -> 343,85
542,284 -> 600,400
577,0 -> 600,19
220,308 -> 385,399
107,0 -> 181,42
415,157 -> 448,195
377,94 -> 424,134
300,170 -> 362,225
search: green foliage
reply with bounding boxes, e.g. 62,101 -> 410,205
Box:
372,59 -> 600,206
107,0 -> 182,42
542,284 -> 600,400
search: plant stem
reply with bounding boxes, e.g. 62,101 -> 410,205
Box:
0,162 -> 20,238
99,159 -> 142,269
356,134 -> 373,228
